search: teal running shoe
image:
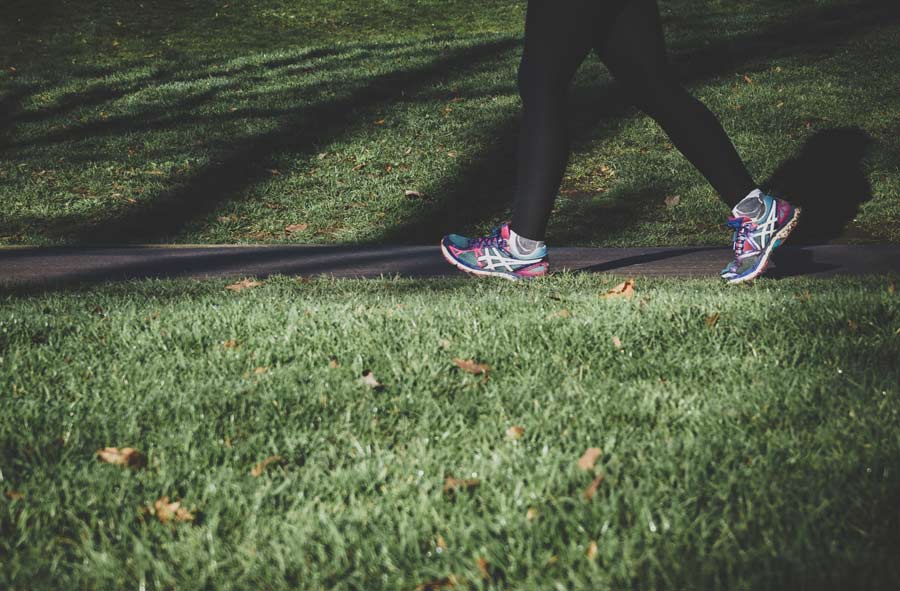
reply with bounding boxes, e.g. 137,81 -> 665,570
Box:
440,222 -> 549,280
721,194 -> 802,284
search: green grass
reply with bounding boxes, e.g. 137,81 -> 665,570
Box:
1,0 -> 899,246
2,275 -> 899,589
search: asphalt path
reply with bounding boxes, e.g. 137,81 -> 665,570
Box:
1,244 -> 897,290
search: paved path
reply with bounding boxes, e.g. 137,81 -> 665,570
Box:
0,245 -> 898,288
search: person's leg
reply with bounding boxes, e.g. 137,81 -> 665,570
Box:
594,0 -> 758,209
508,0 -> 598,243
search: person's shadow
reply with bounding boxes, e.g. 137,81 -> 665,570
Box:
765,127 -> 873,245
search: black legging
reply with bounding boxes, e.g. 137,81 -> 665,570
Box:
511,0 -> 757,240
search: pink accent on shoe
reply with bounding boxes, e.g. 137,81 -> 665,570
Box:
500,223 -> 511,241
775,199 -> 793,225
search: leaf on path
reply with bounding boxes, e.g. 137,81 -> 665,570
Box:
405,189 -> 426,199
577,447 -> 602,471
251,455 -> 284,477
612,336 -> 623,349
416,576 -> 460,590
360,370 -> 383,390
225,278 -> 262,292
453,358 -> 489,376
526,507 -> 539,521
96,447 -> 147,469
5,490 -> 24,501
443,476 -> 480,496
285,223 -> 308,233
223,339 -> 239,349
664,194 -> 681,208
705,312 -> 720,328
151,496 -> 195,524
506,425 -> 525,440
601,279 -> 635,299
583,474 -> 605,501
586,540 -> 599,560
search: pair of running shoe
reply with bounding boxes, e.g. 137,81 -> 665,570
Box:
440,193 -> 801,284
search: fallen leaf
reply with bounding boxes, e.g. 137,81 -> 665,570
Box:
436,535 -> 448,551
317,152 -> 328,159
360,370 -> 383,389
743,74 -> 754,84
404,147 -> 413,156
405,189 -> 426,199
447,151 -> 457,158
601,279 -> 635,299
476,557 -> 490,579
151,496 -> 195,524
96,447 -> 147,469
328,357 -> 340,368
225,278 -> 263,292
254,366 -> 268,375
506,425 -> 525,440
887,281 -> 895,294
705,312 -> 720,328
577,447 -> 603,471
548,309 -> 571,319
217,214 -> 238,223
526,507 -> 539,521
438,338 -> 451,350
374,119 -> 385,125
5,490 -> 24,501
586,540 -> 599,560
546,555 -> 559,565
251,455 -> 284,477
285,223 -> 308,233
847,320 -> 858,332
664,194 -> 681,208
453,358 -> 489,376
416,576 -> 459,591
266,168 -> 281,176
223,339 -> 239,349
443,476 -> 480,495
612,335 -> 623,349
583,473 -> 605,501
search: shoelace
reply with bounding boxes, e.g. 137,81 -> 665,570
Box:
727,217 -> 756,263
470,225 -> 506,249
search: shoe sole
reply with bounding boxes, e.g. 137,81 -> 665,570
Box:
727,206 -> 802,285
439,240 -> 544,281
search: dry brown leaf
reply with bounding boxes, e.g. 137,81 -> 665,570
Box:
152,496 -> 195,524
586,540 -> 599,560
405,189 -> 425,199
601,279 -> 635,299
436,535 -> 448,551
374,119 -> 386,125
887,281 -> 896,295
285,223 -> 308,233
415,576 -> 459,591
96,447 -> 147,469
664,194 -> 681,208
217,214 -> 238,223
254,366 -> 268,375
443,476 -> 480,495
506,425 -> 525,440
577,447 -> 603,471
476,557 -> 490,579
526,507 -> 539,521
404,147 -> 413,156
360,370 -> 383,389
251,455 -> 284,477
223,339 -> 239,349
225,278 -> 263,292
705,312 -> 720,328
847,320 -> 859,332
612,335 -> 623,349
583,473 -> 605,501
453,358 -> 489,376
328,357 -> 340,369
548,309 -> 571,319
743,74 -> 754,84
5,490 -> 24,501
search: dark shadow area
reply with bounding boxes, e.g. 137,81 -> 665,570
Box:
765,127 -> 874,245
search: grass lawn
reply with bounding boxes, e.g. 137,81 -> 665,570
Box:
1,0 -> 899,247
2,275 -> 899,589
